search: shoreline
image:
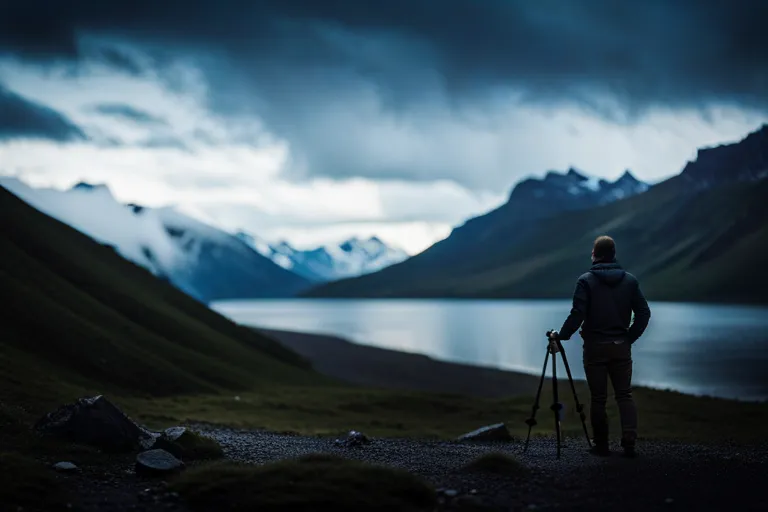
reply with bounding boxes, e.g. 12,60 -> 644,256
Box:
261,327 -> 768,403
261,327 -> 542,398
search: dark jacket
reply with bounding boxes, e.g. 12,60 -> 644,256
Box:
558,260 -> 651,344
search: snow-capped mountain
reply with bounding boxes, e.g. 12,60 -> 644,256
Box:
235,232 -> 408,281
509,168 -> 649,208
0,177 -> 310,302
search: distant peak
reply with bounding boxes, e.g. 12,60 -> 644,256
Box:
71,181 -> 110,193
275,240 -> 293,250
617,169 -> 639,182
566,167 -> 587,180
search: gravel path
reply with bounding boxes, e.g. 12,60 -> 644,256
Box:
65,426 -> 768,511
196,426 -> 768,511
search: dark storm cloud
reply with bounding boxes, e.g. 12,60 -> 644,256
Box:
94,47 -> 145,76
90,103 -> 168,126
1,0 -> 766,111
0,83 -> 86,142
2,0 -> 767,187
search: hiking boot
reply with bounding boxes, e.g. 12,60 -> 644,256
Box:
589,444 -> 611,457
621,438 -> 637,458
622,444 -> 637,458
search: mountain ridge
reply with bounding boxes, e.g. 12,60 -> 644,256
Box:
305,124 -> 768,302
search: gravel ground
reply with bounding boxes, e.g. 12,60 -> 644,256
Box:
197,426 -> 768,511
62,427 -> 768,511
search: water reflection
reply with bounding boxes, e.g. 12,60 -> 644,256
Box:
213,299 -> 768,401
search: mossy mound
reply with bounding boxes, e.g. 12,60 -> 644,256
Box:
0,452 -> 71,511
462,452 -> 527,476
171,453 -> 437,511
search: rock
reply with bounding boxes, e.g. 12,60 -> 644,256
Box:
163,427 -> 187,442
457,423 -> 513,442
52,461 -> 79,472
150,426 -> 222,460
34,395 -> 156,452
334,430 -> 370,447
135,450 -> 185,477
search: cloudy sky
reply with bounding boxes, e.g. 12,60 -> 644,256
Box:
1,1 -> 767,254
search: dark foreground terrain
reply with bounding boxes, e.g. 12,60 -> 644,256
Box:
40,427 -> 768,511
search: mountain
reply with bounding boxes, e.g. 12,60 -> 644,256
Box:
235,232 -> 408,281
304,167 -> 649,294
679,123 -> 768,188
0,183 -> 321,414
305,124 -> 768,303
0,178 -> 310,302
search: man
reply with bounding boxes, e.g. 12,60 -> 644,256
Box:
550,235 -> 651,458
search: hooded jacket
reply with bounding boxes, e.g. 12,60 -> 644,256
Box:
558,259 -> 651,344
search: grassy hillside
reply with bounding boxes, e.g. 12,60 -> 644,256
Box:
0,185 -> 321,415
305,176 -> 768,303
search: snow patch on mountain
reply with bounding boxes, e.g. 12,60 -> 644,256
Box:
236,232 -> 408,281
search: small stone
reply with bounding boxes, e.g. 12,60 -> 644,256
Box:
334,430 -> 370,447
458,423 -> 513,442
135,449 -> 185,477
234,396 -> 241,401
665,498 -> 674,504
53,462 -> 79,472
444,489 -> 459,498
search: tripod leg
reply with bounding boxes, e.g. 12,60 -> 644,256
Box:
551,350 -> 563,459
524,348 -> 550,453
557,340 -> 592,448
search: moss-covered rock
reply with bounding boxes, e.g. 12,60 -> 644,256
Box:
154,427 -> 223,460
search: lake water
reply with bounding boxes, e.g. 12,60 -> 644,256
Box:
212,299 -> 768,402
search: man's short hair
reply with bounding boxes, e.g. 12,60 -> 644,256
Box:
593,235 -> 616,261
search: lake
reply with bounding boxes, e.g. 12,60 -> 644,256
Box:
211,299 -> 768,402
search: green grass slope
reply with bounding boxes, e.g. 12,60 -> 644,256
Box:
305,177 -> 768,303
0,185 -> 320,414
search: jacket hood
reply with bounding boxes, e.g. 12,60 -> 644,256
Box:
589,261 -> 626,286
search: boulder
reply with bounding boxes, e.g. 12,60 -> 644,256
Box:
34,395 -> 156,452
135,449 -> 185,477
457,423 -> 513,442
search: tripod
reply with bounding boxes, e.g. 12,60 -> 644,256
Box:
523,331 -> 592,458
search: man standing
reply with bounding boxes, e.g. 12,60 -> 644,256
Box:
550,236 -> 651,457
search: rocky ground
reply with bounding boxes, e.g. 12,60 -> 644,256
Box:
54,425 -> 768,512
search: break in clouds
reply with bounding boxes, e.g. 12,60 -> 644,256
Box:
1,0 -> 767,250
